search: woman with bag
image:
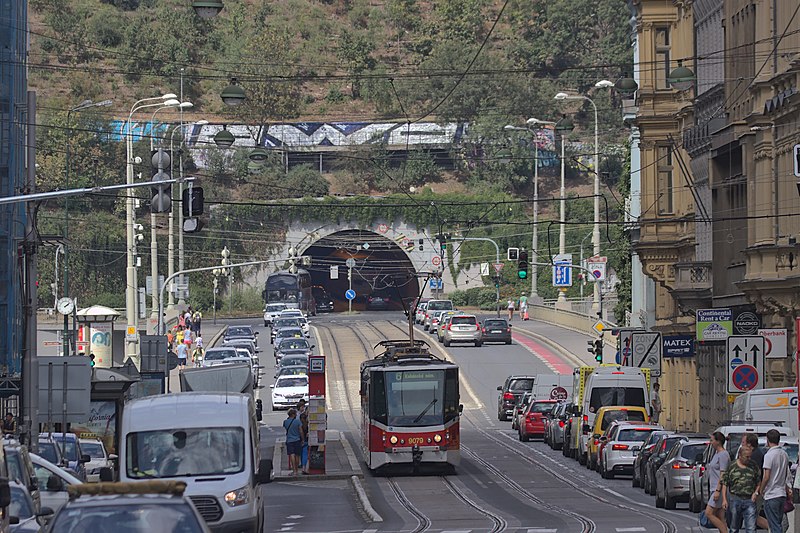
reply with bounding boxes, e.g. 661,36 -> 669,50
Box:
703,431 -> 730,532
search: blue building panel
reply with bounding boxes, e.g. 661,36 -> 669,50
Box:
0,0 -> 28,377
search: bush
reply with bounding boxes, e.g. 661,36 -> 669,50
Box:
89,9 -> 123,47
448,287 -> 496,309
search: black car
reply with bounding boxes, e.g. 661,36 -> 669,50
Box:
224,325 -> 258,346
496,375 -> 535,421
481,318 -> 512,344
632,430 -> 674,489
366,291 -> 392,311
312,286 -> 334,313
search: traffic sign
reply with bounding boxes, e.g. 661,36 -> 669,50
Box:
431,255 -> 442,266
758,328 -> 787,358
587,256 -> 607,281
552,254 -> 573,287
726,335 -> 765,393
550,386 -> 568,400
330,266 -> 339,279
345,258 -> 356,268
493,262 -> 504,274
125,326 -> 138,342
429,279 -> 443,290
377,223 -> 388,234
592,320 -> 608,334
629,331 -> 662,377
345,289 -> 356,301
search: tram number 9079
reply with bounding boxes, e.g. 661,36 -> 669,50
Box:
407,437 -> 425,445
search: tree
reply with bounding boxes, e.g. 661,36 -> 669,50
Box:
336,31 -> 376,99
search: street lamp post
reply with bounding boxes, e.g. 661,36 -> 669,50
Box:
125,94 -> 179,365
554,116 -> 574,306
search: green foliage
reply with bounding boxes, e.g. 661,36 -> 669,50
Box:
449,287 -> 497,309
336,30 -> 376,98
88,7 -> 124,47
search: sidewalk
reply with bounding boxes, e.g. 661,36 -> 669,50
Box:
272,429 -> 363,481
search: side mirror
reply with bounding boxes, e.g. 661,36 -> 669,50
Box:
9,517 -> 18,526
508,324 -> 512,328
46,474 -> 63,491
99,467 -> 114,482
37,507 -> 55,518
593,434 -> 601,439
269,385 -> 274,389
80,454 -> 91,463
0,477 -> 10,508
311,345 -> 316,349
497,386 -> 503,391
458,404 -> 464,414
109,454 -> 118,461
256,458 -> 273,484
254,331 -> 259,336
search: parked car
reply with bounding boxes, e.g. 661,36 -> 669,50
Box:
655,438 -> 709,509
78,439 -> 116,483
688,441 -> 712,512
511,392 -> 533,431
480,318 -> 512,344
714,422 -> 794,460
3,440 -> 40,513
48,434 -> 88,482
497,376 -> 535,421
632,430 -> 674,489
643,433 -> 705,495
29,453 -> 82,515
264,303 -> 287,327
9,481 -> 51,533
442,314 -> 482,347
271,375 -> 309,410
312,286 -> 334,313
545,402 -> 570,450
587,406 -> 649,471
518,400 -> 557,441
599,423 -> 661,479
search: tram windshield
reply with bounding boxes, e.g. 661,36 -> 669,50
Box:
385,370 -> 445,427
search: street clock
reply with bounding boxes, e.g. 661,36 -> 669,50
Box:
56,297 -> 75,315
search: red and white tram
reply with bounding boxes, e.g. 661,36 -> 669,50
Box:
360,340 -> 461,472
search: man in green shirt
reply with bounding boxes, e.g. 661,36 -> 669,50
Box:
722,443 -> 760,532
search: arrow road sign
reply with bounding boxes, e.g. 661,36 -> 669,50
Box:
345,289 -> 356,301
727,335 -> 765,393
629,331 -> 662,377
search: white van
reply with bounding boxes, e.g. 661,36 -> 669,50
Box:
731,387 -> 798,434
120,393 -> 271,533
532,374 -> 573,401
579,366 -> 649,462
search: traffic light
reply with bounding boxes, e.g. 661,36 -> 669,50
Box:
508,247 -> 519,261
436,233 -> 447,252
517,249 -> 528,279
587,335 -> 604,363
418,238 -> 424,251
182,186 -> 204,217
150,149 -> 171,213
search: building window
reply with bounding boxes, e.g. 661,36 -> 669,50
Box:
655,27 -> 671,90
657,145 -> 674,214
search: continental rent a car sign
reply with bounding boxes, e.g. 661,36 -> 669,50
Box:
696,308 -> 733,341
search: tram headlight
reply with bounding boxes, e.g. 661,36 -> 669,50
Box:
434,434 -> 442,443
389,435 -> 398,445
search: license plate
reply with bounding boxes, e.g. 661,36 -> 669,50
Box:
491,330 -> 502,333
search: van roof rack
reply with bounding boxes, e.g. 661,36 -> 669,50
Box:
718,420 -> 784,427
67,481 -> 187,500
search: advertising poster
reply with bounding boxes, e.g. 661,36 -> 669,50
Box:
71,401 -> 117,454
89,323 -> 113,367
663,335 -> 695,357
696,309 -> 732,341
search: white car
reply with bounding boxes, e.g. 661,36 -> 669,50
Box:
296,316 -> 310,337
78,439 -> 116,483
264,303 -> 287,327
271,375 -> 309,410
279,309 -> 305,320
30,453 -> 82,514
599,422 -> 662,479
230,353 -> 261,386
201,347 -> 240,368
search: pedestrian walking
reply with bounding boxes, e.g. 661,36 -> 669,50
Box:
176,341 -> 189,369
650,382 -> 662,424
757,429 -> 793,533
166,330 -> 175,351
192,334 -> 204,367
176,326 -> 185,346
507,299 -> 515,321
519,294 -> 529,320
178,310 -> 186,329
722,443 -> 761,533
283,408 -> 303,476
705,431 -> 731,533
192,310 -> 202,335
741,432 -> 769,530
300,412 -> 309,475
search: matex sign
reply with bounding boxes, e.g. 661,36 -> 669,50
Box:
663,335 -> 695,357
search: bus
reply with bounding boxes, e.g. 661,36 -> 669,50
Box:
264,269 -> 315,316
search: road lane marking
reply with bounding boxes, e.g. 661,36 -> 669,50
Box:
512,333 -> 573,375
616,528 -> 646,532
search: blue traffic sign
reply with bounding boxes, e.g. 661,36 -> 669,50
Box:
552,261 -> 572,287
429,279 -> 443,290
732,364 -> 758,391
345,289 -> 356,301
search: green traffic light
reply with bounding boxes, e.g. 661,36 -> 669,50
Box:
518,271 -> 527,279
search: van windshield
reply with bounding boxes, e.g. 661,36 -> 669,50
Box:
126,428 -> 245,478
588,387 -> 646,413
427,301 -> 453,311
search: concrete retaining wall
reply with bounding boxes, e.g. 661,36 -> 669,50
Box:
528,305 -> 618,351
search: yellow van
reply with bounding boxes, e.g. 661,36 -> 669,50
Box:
587,406 -> 649,471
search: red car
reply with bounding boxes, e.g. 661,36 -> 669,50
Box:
518,400 -> 557,442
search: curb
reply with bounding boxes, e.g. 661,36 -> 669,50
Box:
338,431 -> 364,474
209,325 -> 228,349
271,435 -> 364,482
351,475 -> 384,523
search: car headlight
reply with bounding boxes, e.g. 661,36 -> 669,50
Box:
273,393 -> 284,398
390,435 -> 398,444
224,486 -> 251,507
434,434 -> 442,443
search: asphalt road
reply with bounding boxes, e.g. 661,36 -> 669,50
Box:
218,312 -> 701,533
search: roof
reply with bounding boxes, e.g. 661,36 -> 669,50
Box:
124,393 -> 252,430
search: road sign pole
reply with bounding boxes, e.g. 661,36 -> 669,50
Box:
348,266 -> 352,314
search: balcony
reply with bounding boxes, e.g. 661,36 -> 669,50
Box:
670,261 -> 713,310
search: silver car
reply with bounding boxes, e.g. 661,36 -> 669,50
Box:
655,438 -> 708,509
545,402 -> 570,450
599,422 -> 661,479
442,315 -> 482,347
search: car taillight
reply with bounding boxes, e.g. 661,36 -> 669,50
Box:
583,415 -> 588,423
612,444 -> 629,451
503,393 -> 515,400
481,327 -> 486,333
558,420 -> 565,428
672,461 -> 690,469
506,328 -> 511,332
699,466 -> 706,476
593,439 -> 599,445
475,325 -> 480,330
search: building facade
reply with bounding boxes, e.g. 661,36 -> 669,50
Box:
632,0 -> 800,430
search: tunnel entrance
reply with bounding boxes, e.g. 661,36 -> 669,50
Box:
302,229 -> 420,312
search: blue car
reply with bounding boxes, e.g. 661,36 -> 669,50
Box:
47,433 -> 88,482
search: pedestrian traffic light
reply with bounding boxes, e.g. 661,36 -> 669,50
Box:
182,186 -> 204,217
150,148 -> 171,213
418,238 -> 424,251
587,336 -> 604,363
517,249 -> 528,279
